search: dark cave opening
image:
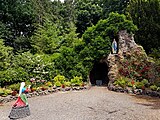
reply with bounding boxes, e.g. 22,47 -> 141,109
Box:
89,62 -> 109,86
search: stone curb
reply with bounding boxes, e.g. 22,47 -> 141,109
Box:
108,85 -> 160,98
0,86 -> 90,104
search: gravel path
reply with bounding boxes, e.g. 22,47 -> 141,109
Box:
0,86 -> 160,120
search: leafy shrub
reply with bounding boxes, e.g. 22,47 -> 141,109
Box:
54,75 -> 65,84
149,48 -> 160,59
127,81 -> 133,87
0,39 -> 13,71
71,76 -> 83,86
45,81 -> 53,87
64,82 -> 71,87
54,81 -> 62,87
8,83 -> 20,91
150,85 -> 158,91
30,78 -> 46,88
3,89 -> 12,96
141,79 -> 149,86
0,68 -> 29,87
154,78 -> 160,87
114,76 -> 129,88
25,80 -> 32,87
4,89 -> 12,95
0,88 -> 4,96
0,88 -> 12,97
135,82 -> 144,89
0,52 -> 57,87
41,85 -> 49,91
53,47 -> 85,80
31,87 -> 36,92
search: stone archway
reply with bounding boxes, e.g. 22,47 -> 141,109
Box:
89,62 -> 109,86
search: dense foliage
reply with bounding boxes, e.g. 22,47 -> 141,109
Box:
0,0 -> 159,89
81,12 -> 137,74
127,0 -> 160,54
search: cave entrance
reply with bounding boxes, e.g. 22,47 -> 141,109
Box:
89,62 -> 109,86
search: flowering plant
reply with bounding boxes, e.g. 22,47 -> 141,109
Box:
118,50 -> 151,81
30,78 -> 46,88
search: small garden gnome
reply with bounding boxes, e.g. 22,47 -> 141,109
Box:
9,82 -> 31,119
112,39 -> 118,54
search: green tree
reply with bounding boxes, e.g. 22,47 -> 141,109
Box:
127,0 -> 160,54
80,12 -> 137,78
61,0 -> 75,29
0,0 -> 55,52
102,0 -> 130,18
53,23 -> 85,79
0,39 -> 13,87
0,0 -> 36,51
32,0 -> 54,24
0,22 -> 11,39
51,0 -> 76,35
75,0 -> 103,37
0,39 -> 13,70
54,46 -> 84,79
31,20 -> 60,54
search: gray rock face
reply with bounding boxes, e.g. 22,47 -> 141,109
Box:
107,30 -> 147,84
118,30 -> 137,54
107,54 -> 119,82
106,30 -> 159,98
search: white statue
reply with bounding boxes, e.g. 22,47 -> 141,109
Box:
112,39 -> 117,54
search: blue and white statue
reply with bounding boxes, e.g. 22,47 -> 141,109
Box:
112,39 -> 117,54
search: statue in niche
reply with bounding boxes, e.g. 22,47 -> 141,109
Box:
112,39 -> 118,54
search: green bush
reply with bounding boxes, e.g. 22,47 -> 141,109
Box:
0,88 -> 12,96
45,81 -> 53,87
71,76 -> 83,86
127,81 -> 133,87
4,89 -> 12,95
41,85 -> 49,91
64,81 -> 71,87
114,76 -> 129,88
154,78 -> 160,87
0,88 -> 4,96
141,79 -> 149,86
54,81 -> 62,87
25,80 -> 32,87
7,83 -> 20,91
0,39 -> 13,71
53,46 -> 85,80
135,82 -> 144,89
150,85 -> 158,91
0,52 -> 57,87
54,75 -> 66,84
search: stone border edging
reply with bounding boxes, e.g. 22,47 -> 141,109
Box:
0,86 -> 91,104
108,85 -> 160,98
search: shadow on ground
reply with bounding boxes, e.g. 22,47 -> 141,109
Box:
131,94 -> 160,110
